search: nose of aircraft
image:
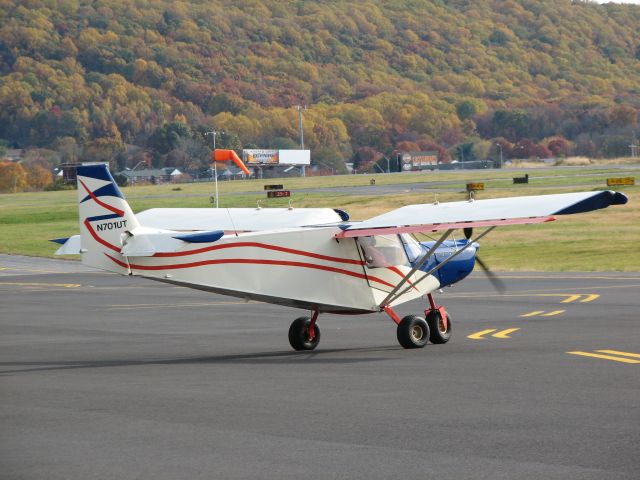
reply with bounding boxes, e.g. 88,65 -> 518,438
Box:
417,239 -> 478,288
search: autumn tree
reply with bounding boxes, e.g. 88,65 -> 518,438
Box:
0,162 -> 28,192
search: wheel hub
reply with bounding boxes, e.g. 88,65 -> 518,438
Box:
411,325 -> 424,341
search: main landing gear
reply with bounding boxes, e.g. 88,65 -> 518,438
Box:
287,295 -> 451,351
384,293 -> 452,349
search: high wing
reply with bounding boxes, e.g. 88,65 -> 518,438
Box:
337,190 -> 627,238
136,207 -> 347,232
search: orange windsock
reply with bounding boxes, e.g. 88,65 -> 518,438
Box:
213,149 -> 250,175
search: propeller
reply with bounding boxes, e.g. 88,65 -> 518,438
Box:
464,227 -> 506,293
475,255 -> 506,293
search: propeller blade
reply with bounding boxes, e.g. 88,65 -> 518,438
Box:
463,227 -> 473,240
475,255 -> 506,293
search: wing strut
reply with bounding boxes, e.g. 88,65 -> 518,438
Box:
380,227 -> 495,308
379,229 -> 453,308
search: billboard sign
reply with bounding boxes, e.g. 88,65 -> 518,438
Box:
243,149 -> 279,165
400,151 -> 438,171
279,149 -> 310,165
242,149 -> 310,166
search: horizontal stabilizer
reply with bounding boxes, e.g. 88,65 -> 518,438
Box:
173,230 -> 225,243
53,235 -> 81,255
121,227 -> 225,257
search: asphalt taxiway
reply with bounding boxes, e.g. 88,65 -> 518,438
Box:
1,255 -> 639,479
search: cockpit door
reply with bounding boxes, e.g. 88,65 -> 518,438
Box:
356,234 -> 416,293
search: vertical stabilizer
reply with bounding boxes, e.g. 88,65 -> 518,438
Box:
76,164 -> 140,275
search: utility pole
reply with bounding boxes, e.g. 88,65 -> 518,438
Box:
495,143 -> 503,168
296,105 -> 307,177
382,155 -> 391,173
205,129 -> 222,208
630,134 -> 638,158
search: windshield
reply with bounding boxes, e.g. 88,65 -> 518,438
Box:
358,235 -> 409,268
399,233 -> 423,263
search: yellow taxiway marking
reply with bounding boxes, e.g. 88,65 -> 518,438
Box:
560,294 -> 582,303
520,311 -> 545,317
0,267 -> 62,273
567,351 -> 640,364
0,282 -> 81,288
596,349 -> 640,359
106,301 -> 256,310
444,284 -> 640,299
467,329 -> 497,340
520,310 -> 565,317
491,328 -> 520,339
467,328 -> 519,340
579,294 -> 600,303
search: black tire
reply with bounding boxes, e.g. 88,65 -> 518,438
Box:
426,310 -> 452,344
288,317 -> 321,351
396,315 -> 430,349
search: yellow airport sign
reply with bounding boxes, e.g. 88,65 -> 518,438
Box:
606,177 -> 634,186
466,182 -> 485,192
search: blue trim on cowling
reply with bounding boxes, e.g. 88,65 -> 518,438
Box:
333,209 -> 350,221
409,239 -> 478,288
50,237 -> 69,245
554,191 -> 628,215
173,230 -> 225,243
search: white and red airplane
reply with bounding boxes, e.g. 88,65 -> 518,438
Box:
53,164 -> 627,350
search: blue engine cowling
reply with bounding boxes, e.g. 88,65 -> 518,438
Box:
411,239 -> 478,288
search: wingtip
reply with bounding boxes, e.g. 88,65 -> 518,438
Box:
610,191 -> 628,205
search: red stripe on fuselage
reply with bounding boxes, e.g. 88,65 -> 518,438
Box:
386,265 -> 418,291
153,241 -> 364,265
105,254 -> 396,289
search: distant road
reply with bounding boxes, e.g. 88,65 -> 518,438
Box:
136,164 -> 640,200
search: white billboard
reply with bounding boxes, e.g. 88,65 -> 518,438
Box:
279,149 -> 310,165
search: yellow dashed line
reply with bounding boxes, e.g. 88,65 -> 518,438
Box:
0,282 -> 81,288
106,301 -> 253,310
520,310 -> 545,317
580,294 -> 600,303
561,294 -> 582,303
541,310 -> 565,317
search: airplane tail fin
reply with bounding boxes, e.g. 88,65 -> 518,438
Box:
76,164 -> 140,275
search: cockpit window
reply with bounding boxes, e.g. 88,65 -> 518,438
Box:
358,235 -> 409,268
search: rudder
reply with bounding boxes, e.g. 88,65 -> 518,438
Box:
77,164 -> 140,275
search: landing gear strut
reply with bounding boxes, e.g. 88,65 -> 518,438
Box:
384,293 -> 452,349
424,293 -> 452,344
288,309 -> 320,351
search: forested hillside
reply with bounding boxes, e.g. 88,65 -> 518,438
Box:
1,0 -> 639,177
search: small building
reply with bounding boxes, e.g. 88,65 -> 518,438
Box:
4,149 -> 24,162
118,168 -> 182,184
